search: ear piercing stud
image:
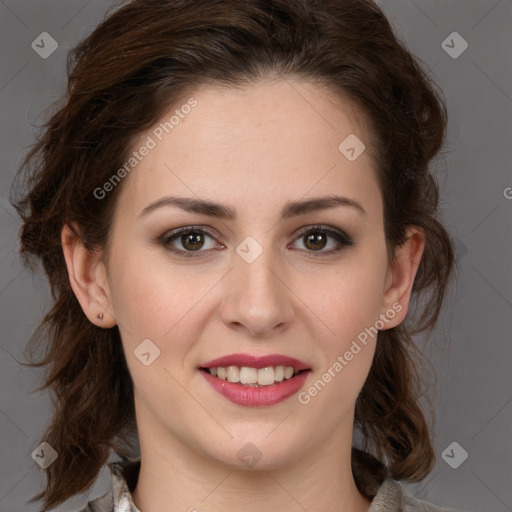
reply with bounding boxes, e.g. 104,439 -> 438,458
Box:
97,313 -> 104,320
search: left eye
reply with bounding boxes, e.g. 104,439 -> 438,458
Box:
291,226 -> 352,254
158,225 -> 353,258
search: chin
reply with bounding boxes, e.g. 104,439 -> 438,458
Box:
202,435 -> 301,471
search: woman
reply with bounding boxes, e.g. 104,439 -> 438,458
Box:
12,0 -> 462,510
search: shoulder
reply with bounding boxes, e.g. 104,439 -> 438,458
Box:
72,491 -> 112,512
370,478 -> 472,512
402,488 -> 473,512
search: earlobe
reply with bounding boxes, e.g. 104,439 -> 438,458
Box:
380,226 -> 426,328
60,223 -> 117,328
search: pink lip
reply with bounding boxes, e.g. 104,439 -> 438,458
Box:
200,369 -> 311,407
200,353 -> 310,371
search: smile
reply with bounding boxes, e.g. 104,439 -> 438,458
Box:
198,354 -> 311,406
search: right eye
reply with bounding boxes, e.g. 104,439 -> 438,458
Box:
158,227 -> 222,258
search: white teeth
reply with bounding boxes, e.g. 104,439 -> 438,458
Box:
239,367 -> 258,385
274,366 -> 284,381
226,366 -> 239,383
207,365 -> 301,387
257,367 -> 275,386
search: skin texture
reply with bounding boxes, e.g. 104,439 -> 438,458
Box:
61,78 -> 425,512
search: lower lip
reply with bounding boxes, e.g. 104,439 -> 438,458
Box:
200,370 -> 310,407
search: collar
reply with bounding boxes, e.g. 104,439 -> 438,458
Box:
109,458 -> 142,512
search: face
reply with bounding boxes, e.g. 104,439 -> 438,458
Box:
87,79 -> 414,469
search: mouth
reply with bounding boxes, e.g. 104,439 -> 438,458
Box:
198,353 -> 312,406
199,365 -> 311,387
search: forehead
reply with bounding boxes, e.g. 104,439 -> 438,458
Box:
114,78 -> 380,220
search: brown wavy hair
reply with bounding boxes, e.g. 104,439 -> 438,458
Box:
10,0 -> 454,509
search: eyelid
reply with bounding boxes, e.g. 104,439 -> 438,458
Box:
292,224 -> 353,243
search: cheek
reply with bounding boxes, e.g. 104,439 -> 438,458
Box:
107,248 -> 221,365
108,237 -> 190,316
317,281 -> 381,382
313,258 -> 387,340
301,273 -> 383,414
302,245 -> 387,394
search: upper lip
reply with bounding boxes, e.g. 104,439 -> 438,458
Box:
200,353 -> 310,371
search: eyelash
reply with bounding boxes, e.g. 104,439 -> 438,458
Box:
157,225 -> 354,259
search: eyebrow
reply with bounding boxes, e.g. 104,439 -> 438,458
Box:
138,194 -> 366,220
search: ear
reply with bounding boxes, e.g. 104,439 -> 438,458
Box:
379,226 -> 425,329
61,223 -> 117,328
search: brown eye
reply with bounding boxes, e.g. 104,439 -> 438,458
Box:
159,227 -> 219,258
303,232 -> 328,251
291,226 -> 354,257
180,231 -> 206,251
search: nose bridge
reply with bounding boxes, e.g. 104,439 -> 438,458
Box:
221,241 -> 295,335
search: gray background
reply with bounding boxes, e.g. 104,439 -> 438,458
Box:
0,0 -> 511,511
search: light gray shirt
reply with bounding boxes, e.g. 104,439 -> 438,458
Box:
76,459 -> 468,512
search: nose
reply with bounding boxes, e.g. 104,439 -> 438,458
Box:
220,250 -> 295,337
